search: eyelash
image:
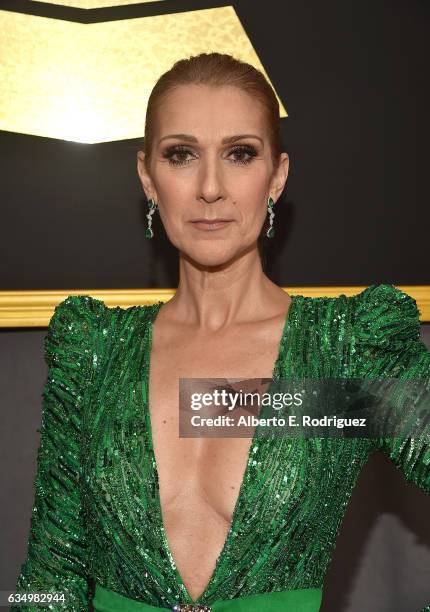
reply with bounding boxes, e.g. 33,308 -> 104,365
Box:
162,144 -> 258,167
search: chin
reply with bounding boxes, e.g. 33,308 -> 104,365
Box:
185,244 -> 239,267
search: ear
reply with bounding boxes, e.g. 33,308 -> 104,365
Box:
137,150 -> 157,200
270,152 -> 289,202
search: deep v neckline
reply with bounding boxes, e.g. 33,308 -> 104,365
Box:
142,296 -> 297,605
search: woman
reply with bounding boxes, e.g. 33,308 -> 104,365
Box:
13,53 -> 430,612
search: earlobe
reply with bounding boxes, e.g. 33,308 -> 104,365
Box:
281,152 -> 289,178
270,153 -> 289,199
137,151 -> 146,176
137,151 -> 152,195
276,153 -> 289,195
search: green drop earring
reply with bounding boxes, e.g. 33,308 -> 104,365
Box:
146,197 -> 274,239
266,196 -> 275,238
145,197 -> 157,239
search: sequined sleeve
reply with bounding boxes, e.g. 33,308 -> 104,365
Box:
354,284 -> 430,611
11,295 -> 103,611
354,283 -> 430,493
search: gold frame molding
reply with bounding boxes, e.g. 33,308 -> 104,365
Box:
1,286 -> 429,327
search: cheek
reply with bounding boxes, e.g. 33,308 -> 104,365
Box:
235,200 -> 266,234
155,183 -> 190,225
158,207 -> 184,237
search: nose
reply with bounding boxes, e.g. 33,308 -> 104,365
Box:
198,152 -> 225,204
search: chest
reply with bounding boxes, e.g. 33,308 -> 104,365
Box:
147,321 -> 286,522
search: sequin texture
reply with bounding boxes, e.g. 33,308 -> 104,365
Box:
12,284 -> 430,611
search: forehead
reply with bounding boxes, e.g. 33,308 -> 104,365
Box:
157,84 -> 266,139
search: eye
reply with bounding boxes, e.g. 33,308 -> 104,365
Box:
162,144 -> 258,167
162,145 -> 194,166
228,145 -> 258,165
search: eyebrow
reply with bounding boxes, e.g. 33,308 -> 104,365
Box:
157,133 -> 264,146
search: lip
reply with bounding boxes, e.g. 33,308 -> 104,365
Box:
191,219 -> 233,231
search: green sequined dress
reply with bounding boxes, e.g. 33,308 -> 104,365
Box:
12,284 -> 430,611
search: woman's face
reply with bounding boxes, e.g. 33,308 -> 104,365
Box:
137,84 -> 289,267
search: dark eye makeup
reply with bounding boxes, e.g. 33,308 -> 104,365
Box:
161,144 -> 259,167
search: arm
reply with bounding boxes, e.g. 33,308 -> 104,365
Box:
11,295 -> 103,611
371,334 -> 430,494
354,284 -> 430,611
354,283 -> 429,493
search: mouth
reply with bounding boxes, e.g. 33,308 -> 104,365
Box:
190,219 -> 233,231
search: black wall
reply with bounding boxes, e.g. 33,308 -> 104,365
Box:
1,0 -> 429,289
